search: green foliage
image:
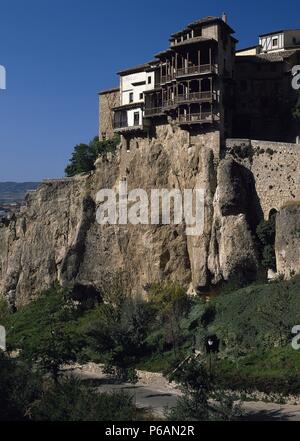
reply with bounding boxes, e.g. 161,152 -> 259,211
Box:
168,359 -> 242,421
256,213 -> 276,270
86,272 -> 150,382
0,352 -> 41,421
148,282 -> 191,356
65,135 -> 120,177
4,285 -> 86,379
31,378 -> 135,421
214,346 -> 300,395
202,278 -> 300,356
0,297 -> 9,322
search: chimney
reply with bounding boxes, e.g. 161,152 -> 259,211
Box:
222,12 -> 227,23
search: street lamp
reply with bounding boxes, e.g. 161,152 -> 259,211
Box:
207,338 -> 214,376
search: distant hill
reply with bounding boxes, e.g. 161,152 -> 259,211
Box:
0,182 -> 40,204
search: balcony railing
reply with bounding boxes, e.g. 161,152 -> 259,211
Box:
176,112 -> 218,124
144,107 -> 163,117
160,74 -> 175,84
176,91 -> 213,103
162,91 -> 214,108
176,64 -> 216,77
114,121 -> 144,132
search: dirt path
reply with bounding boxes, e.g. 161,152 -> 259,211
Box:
66,363 -> 300,421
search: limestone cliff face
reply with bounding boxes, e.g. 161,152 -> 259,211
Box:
276,205 -> 300,279
0,126 -> 261,307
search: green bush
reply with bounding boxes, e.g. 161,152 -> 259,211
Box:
256,213 -> 276,271
168,359 -> 242,421
31,378 -> 135,421
65,135 -> 120,177
0,353 -> 41,421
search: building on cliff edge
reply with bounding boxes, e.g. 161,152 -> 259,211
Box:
99,14 -> 300,148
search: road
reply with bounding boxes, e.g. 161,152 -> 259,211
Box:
69,365 -> 300,421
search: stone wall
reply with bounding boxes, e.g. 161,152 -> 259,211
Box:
276,204 -> 300,279
226,139 -> 300,219
99,88 -> 120,140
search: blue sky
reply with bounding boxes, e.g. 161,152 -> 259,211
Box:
0,0 -> 299,181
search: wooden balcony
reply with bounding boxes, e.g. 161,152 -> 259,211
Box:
176,91 -> 214,103
160,74 -> 175,84
176,64 -> 217,77
176,112 -> 219,125
163,91 -> 214,109
113,121 -> 144,133
144,107 -> 163,117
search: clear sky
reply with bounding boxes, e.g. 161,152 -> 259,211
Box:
0,0 -> 299,181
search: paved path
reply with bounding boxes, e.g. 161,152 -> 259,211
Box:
69,365 -> 300,421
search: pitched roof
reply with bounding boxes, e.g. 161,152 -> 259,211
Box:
259,29 -> 300,38
170,16 -> 235,39
236,49 -> 300,64
117,61 -> 157,76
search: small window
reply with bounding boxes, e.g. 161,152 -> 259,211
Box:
126,138 -> 130,151
272,37 -> 278,47
134,112 -> 140,126
129,92 -> 134,103
148,76 -> 152,84
139,93 -> 143,100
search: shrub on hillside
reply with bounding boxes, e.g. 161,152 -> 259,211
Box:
0,353 -> 41,421
31,378 -> 135,421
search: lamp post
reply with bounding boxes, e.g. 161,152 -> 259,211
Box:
207,338 -> 214,377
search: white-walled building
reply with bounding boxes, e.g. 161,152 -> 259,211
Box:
113,62 -> 157,133
237,29 -> 300,56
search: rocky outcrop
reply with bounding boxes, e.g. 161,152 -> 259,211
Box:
208,159 -> 259,284
0,126 -> 263,307
276,204 -> 300,279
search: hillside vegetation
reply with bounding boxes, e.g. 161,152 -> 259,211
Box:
2,276 -> 300,397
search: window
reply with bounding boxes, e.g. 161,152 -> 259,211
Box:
129,92 -> 134,103
272,37 -> 278,47
134,112 -> 140,126
126,138 -> 130,151
148,76 -> 152,84
139,93 -> 143,100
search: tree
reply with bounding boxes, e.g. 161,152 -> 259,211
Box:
65,135 -> 120,177
168,358 -> 242,421
87,272 -> 149,383
148,282 -> 190,357
22,326 -> 83,382
0,352 -> 41,421
5,286 -> 85,382
256,212 -> 277,271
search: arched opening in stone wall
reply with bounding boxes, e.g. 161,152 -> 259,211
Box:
256,208 -> 278,275
268,208 -> 278,220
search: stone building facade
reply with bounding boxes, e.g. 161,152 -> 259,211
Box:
98,88 -> 120,140
99,15 -> 300,147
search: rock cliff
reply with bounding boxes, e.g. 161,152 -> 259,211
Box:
0,127 -> 297,308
